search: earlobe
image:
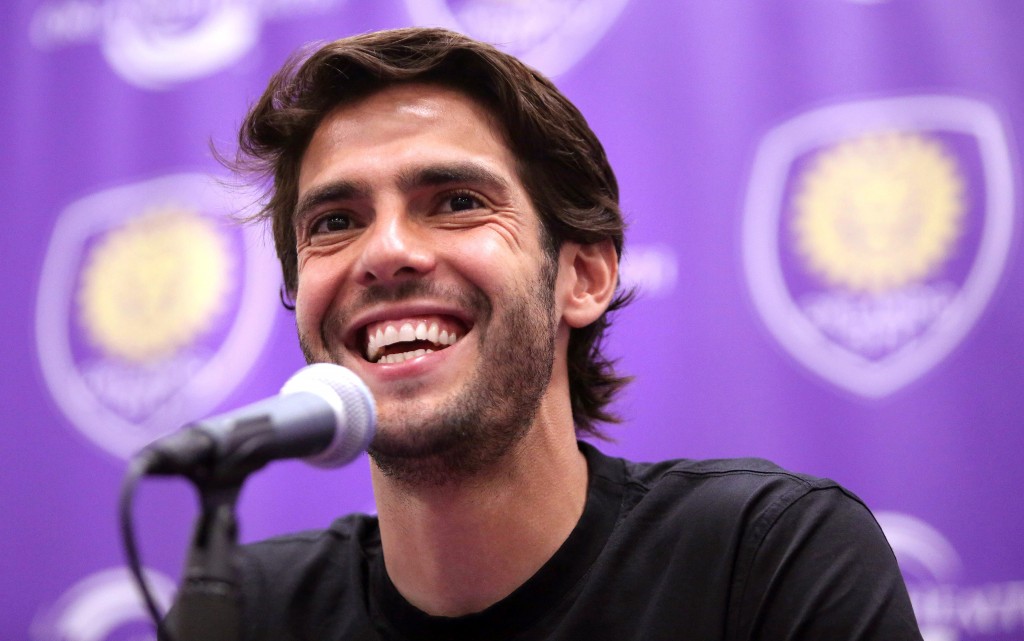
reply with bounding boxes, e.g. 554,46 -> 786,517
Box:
560,239 -> 618,329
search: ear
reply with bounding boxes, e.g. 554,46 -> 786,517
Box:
558,239 -> 618,329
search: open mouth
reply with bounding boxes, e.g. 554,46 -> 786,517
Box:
362,316 -> 467,364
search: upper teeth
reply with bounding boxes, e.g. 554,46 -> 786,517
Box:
367,321 -> 458,363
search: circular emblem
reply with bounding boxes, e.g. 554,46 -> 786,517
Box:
78,206 -> 232,363
792,132 -> 965,294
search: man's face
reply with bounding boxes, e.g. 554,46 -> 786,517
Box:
293,83 -> 564,485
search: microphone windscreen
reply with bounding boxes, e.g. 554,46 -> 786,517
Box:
280,363 -> 376,468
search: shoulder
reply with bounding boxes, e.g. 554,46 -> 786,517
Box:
625,450 -> 846,495
585,442 -> 883,565
580,444 -> 920,639
586,442 -> 863,527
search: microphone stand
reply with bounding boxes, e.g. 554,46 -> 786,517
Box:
159,439 -> 277,641
157,417 -> 284,640
163,480 -> 243,641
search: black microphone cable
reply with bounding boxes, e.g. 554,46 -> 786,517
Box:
119,452 -> 170,636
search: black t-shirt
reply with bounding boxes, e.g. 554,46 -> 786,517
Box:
223,442 -> 922,640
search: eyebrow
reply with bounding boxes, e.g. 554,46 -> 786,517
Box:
293,179 -> 372,223
396,162 -> 513,195
293,161 -> 514,223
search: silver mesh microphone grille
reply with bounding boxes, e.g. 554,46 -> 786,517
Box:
280,363 -> 376,468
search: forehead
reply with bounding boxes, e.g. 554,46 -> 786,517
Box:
298,83 -> 516,192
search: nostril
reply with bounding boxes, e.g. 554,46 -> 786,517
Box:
394,265 -> 421,277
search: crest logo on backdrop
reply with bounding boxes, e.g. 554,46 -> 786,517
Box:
29,0 -> 348,90
876,512 -> 1024,641
35,173 -> 279,460
31,567 -> 174,641
404,0 -> 631,76
743,96 -> 1014,397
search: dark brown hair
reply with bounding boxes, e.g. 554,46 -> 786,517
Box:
234,27 -> 631,437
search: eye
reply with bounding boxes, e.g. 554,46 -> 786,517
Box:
311,213 -> 352,234
442,191 -> 483,213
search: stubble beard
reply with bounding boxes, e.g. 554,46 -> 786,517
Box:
298,260 -> 558,488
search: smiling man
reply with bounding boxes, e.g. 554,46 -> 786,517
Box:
292,84 -> 592,499
202,27 -> 922,640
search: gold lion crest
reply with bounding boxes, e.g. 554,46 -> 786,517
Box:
77,206 -> 232,363
792,132 -> 965,294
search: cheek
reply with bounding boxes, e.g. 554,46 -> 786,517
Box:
446,236 -> 533,292
294,258 -> 339,337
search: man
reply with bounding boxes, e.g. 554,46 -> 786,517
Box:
204,27 -> 922,640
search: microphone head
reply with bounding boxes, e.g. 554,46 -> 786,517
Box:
279,363 -> 376,468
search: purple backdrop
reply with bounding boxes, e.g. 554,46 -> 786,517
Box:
4,1 -> 1022,640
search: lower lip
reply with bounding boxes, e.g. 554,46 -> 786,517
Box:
364,341 -> 459,381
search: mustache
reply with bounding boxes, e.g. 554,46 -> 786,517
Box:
353,280 -> 491,315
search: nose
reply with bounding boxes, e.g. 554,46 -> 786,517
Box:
354,208 -> 436,286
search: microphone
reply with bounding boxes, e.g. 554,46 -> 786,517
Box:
137,363 -> 376,478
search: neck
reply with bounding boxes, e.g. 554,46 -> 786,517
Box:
371,407 -> 587,617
